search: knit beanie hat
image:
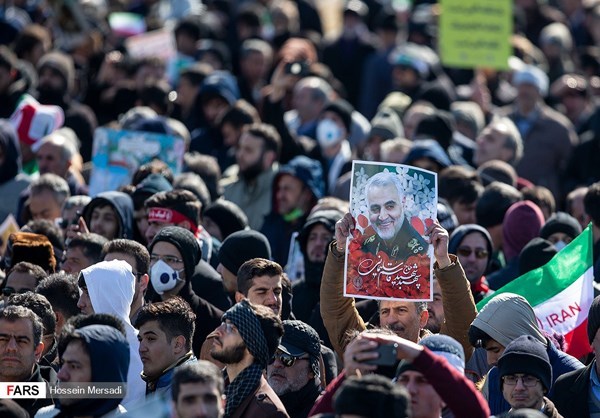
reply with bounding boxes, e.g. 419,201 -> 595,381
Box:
396,334 -> 465,378
334,374 -> 410,418
37,51 -> 75,92
539,211 -> 582,241
8,232 -> 56,273
203,200 -> 249,240
518,237 -> 557,275
218,230 -> 271,275
132,173 -> 173,208
322,99 -> 353,133
451,101 -> 485,138
369,107 -> 404,140
390,43 -> 431,79
513,65 -> 549,97
502,201 -> 545,261
587,295 -> 600,344
413,111 -> 455,150
475,182 -> 522,228
199,70 -> 240,106
148,226 -> 200,281
403,139 -> 452,169
498,335 -> 552,391
377,92 -> 412,119
276,156 -> 325,202
297,210 -> 340,255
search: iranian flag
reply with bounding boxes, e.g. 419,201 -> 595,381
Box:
476,225 -> 594,359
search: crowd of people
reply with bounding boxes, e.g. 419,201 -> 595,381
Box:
2,0 -> 600,417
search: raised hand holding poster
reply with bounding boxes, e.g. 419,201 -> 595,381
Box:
344,161 -> 437,301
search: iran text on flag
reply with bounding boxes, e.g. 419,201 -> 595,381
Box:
476,225 -> 594,359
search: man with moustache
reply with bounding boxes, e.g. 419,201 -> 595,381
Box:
223,123 -> 281,230
361,171 -> 429,260
292,210 -> 339,325
425,279 -> 444,334
267,320 -> 323,418
209,300 -> 288,418
323,214 -> 477,364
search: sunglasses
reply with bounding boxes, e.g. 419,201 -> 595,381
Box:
269,352 -> 310,368
2,287 -> 31,297
456,247 -> 489,259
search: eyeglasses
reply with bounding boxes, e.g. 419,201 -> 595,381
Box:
150,255 -> 184,265
456,247 -> 489,259
2,287 -> 31,297
502,375 -> 540,387
219,322 -> 237,335
269,351 -> 310,368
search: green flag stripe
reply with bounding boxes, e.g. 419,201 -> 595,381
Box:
476,225 -> 594,310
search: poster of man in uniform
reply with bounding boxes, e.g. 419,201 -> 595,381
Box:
344,161 -> 437,301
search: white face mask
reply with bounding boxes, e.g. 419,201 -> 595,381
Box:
316,118 -> 343,149
554,240 -> 567,251
150,260 -> 184,295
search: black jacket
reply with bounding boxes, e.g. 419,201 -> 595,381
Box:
14,363 -> 53,415
550,360 -> 594,418
178,280 -> 224,357
190,259 -> 232,311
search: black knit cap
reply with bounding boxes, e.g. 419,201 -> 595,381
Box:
218,230 -> 271,275
413,111 -> 455,149
148,226 -> 200,281
518,237 -> 557,275
498,335 -> 552,391
539,211 -> 582,241
132,173 -> 173,208
297,210 -> 341,254
334,374 -> 410,418
322,99 -> 353,133
203,200 -> 249,240
588,295 -> 600,344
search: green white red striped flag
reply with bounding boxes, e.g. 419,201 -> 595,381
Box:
476,225 -> 594,359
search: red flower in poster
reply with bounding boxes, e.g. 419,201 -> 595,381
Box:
345,228 -> 431,300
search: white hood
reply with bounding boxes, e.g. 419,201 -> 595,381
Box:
81,260 -> 146,408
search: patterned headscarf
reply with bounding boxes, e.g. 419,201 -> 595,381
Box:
222,300 -> 272,417
222,300 -> 270,367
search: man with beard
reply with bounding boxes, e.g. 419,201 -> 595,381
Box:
322,213 -> 477,365
425,279 -> 444,334
291,210 -> 338,343
267,320 -> 323,418
210,300 -> 288,418
362,171 -> 429,260
223,123 -> 281,230
36,51 -> 97,162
